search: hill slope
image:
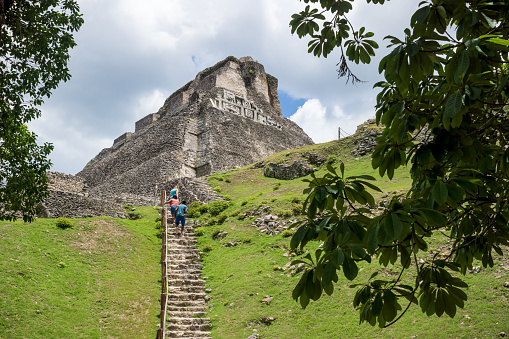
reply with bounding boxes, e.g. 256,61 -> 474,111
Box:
191,130 -> 509,338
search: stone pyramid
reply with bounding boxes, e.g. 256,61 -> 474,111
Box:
77,56 -> 313,203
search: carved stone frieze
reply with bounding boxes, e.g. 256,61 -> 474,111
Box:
210,89 -> 282,130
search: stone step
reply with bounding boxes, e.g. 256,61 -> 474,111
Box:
169,287 -> 206,294
167,252 -> 200,257
168,264 -> 202,270
167,260 -> 202,267
168,293 -> 206,302
166,251 -> 200,257
167,303 -> 206,318
168,240 -> 197,246
168,311 -> 207,318
167,317 -> 211,325
167,279 -> 205,285
167,274 -> 202,281
166,330 -> 211,338
168,243 -> 198,249
167,323 -> 212,332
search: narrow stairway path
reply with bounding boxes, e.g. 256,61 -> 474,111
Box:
165,222 -> 212,338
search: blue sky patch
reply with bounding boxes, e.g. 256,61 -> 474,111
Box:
278,90 -> 307,118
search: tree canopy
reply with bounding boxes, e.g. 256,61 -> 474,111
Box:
0,0 -> 83,221
289,0 -> 509,327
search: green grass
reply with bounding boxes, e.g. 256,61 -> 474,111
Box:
195,214 -> 509,339
199,135 -> 509,338
0,206 -> 162,339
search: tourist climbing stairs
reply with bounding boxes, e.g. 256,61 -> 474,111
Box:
158,198 -> 212,339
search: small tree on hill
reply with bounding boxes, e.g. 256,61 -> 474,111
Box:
0,0 -> 83,221
289,0 -> 509,327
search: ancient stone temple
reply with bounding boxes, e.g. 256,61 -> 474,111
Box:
76,56 -> 313,204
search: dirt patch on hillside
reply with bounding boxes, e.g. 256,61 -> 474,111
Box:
70,219 -> 131,253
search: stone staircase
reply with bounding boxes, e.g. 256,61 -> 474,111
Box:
163,177 -> 224,204
164,223 -> 212,338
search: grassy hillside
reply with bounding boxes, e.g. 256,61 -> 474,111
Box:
196,136 -> 509,338
0,207 -> 161,339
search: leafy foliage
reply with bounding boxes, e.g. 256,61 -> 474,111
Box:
56,217 -> 73,229
0,0 -> 83,221
208,201 -> 230,216
290,0 -> 509,327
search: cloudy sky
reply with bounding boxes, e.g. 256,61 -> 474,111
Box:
29,0 -> 418,175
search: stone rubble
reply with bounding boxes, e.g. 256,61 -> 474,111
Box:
263,161 -> 316,180
251,214 -> 287,235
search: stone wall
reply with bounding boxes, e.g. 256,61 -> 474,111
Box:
47,171 -> 87,195
42,172 -> 125,218
42,190 -> 125,219
135,113 -> 160,132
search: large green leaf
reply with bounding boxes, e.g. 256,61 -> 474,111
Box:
342,254 -> 359,280
384,212 -> 403,241
322,260 -> 336,286
433,181 -> 448,205
331,247 -> 345,268
444,91 -> 463,118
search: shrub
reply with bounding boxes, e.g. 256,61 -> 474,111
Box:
241,237 -> 251,243
208,201 -> 229,216
229,209 -> 241,217
292,203 -> 304,216
202,244 -> 213,252
217,211 -> 228,224
195,227 -> 206,237
282,229 -> 296,238
223,194 -> 233,201
237,213 -> 246,220
224,176 -> 231,183
327,155 -> 337,164
123,205 -> 133,210
240,200 -> 249,206
211,227 -> 222,239
127,212 -> 141,220
216,176 -> 224,181
188,209 -> 201,218
291,196 -> 302,204
213,186 -> 222,193
273,182 -> 282,191
188,201 -> 200,209
56,217 -> 73,229
198,203 -> 209,214
156,228 -> 163,238
155,216 -> 162,222
277,209 -> 293,218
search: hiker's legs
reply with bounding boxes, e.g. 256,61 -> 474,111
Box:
176,215 -> 185,234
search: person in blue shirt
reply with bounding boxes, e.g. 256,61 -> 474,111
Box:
175,200 -> 188,236
170,186 -> 179,199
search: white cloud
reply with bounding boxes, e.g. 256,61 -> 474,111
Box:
132,89 -> 167,120
28,108 -> 112,174
289,99 -> 341,143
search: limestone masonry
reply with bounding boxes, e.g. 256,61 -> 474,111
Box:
54,56 -> 314,213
